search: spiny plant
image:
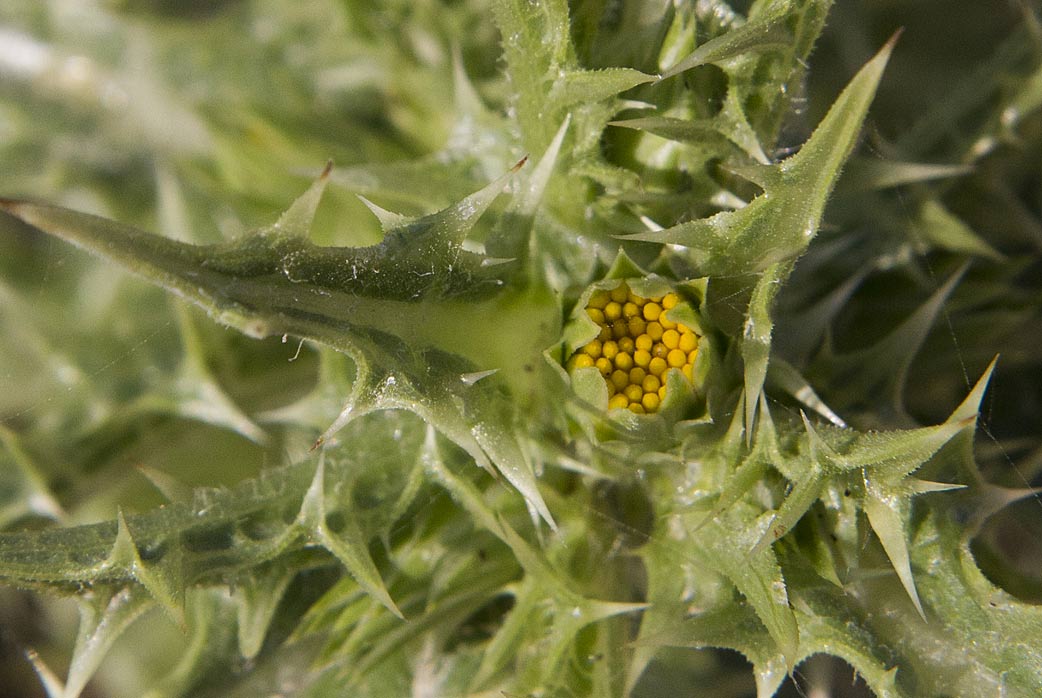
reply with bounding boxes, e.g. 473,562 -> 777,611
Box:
1,1 -> 1041,696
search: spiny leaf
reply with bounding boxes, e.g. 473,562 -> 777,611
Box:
624,34 -> 897,275
296,456 -> 402,618
693,511 -> 800,668
861,488 -> 926,619
492,0 -> 573,152
610,83 -> 769,162
698,394 -> 779,528
64,587 -> 156,698
914,199 -> 1004,260
866,510 -> 1042,696
790,586 -> 909,698
235,567 -> 297,660
822,417 -> 971,479
751,464 -> 826,558
660,1 -> 793,79
766,358 -> 847,427
0,412 -> 425,596
547,68 -> 657,110
2,164 -> 565,526
839,156 -> 972,191
743,261 -> 791,440
0,165 -> 525,367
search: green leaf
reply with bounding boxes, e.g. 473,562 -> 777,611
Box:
610,82 -> 769,162
914,199 -> 1004,260
65,587 -> 157,698
742,261 -> 791,440
623,34 -> 896,275
693,510 -> 800,668
1,164 -> 563,527
660,1 -> 793,79
548,68 -> 657,110
296,456 -> 402,618
492,0 -> 573,153
0,164 -> 530,367
839,156 -> 972,191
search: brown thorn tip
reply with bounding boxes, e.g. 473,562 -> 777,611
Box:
511,156 -> 528,172
309,437 -> 324,453
320,160 -> 334,179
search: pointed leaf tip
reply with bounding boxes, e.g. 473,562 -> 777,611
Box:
357,195 -> 408,231
949,355 -> 998,425
273,164 -> 331,235
863,492 -> 927,621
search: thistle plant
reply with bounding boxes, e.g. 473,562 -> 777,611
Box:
1,1 -> 1042,697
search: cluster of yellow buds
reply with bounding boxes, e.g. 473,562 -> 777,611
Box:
567,281 -> 699,414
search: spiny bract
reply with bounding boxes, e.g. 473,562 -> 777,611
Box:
1,1 -> 1041,697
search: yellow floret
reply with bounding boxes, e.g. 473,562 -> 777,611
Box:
623,301 -> 640,318
679,331 -> 697,352
611,370 -> 629,390
572,354 -> 595,370
662,329 -> 680,349
633,349 -> 651,368
604,301 -> 622,321
642,374 -> 660,393
610,284 -> 629,302
608,394 -> 629,410
595,357 -> 612,376
618,337 -> 635,353
602,341 -> 618,360
667,348 -> 686,368
624,384 -> 643,402
588,290 -> 610,309
659,314 -> 677,330
583,340 -> 602,359
646,322 -> 663,341
642,302 -> 662,321
587,307 -> 605,325
628,402 -> 646,414
615,352 -> 634,371
629,367 -> 646,385
662,293 -> 678,309
627,317 -> 646,337
641,392 -> 660,412
635,334 -> 653,351
648,357 -> 667,376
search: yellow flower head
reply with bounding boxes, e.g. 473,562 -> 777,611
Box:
568,281 -> 699,414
